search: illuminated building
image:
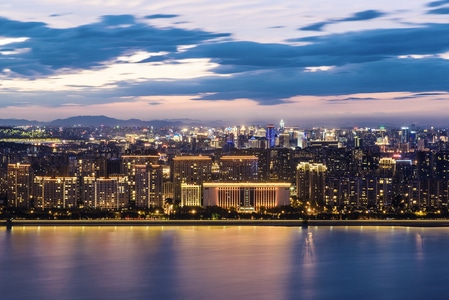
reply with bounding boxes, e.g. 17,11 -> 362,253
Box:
219,156 -> 258,182
181,183 -> 202,206
7,163 -> 32,208
33,176 -> 78,209
378,157 -> 396,178
359,177 -> 378,206
122,155 -> 160,206
435,151 -> 449,180
248,136 -> 268,149
416,151 -> 434,179
269,148 -> 296,183
278,133 -> 290,148
82,176 -> 128,209
279,119 -> 285,133
296,162 -> 327,205
121,155 -> 159,176
203,182 -> 290,211
266,124 -> 276,148
325,177 -> 360,207
172,156 -> 212,203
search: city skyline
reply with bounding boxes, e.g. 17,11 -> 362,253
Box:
1,1 -> 449,126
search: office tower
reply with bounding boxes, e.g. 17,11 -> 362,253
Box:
7,163 -> 33,208
172,156 -> 212,203
266,124 -> 276,148
203,182 -> 290,211
219,156 -> 258,182
279,119 -> 285,133
33,176 -> 78,209
278,133 -> 290,148
401,127 -> 410,143
296,162 -> 327,206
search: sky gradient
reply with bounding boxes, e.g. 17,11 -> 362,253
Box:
1,0 -> 449,126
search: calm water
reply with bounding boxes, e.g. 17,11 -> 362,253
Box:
1,225 -> 449,300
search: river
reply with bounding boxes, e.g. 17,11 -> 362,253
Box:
1,225 -> 448,299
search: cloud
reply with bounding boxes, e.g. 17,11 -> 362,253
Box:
145,14 -> 179,19
427,0 -> 449,7
339,10 -> 385,21
428,7 -> 449,14
328,97 -> 378,103
299,9 -> 385,31
0,15 -> 229,76
0,14 -> 448,108
299,22 -> 328,31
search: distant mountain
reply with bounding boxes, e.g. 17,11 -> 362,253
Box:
0,115 -> 226,128
49,115 -> 188,127
0,119 -> 44,126
0,115 -> 216,128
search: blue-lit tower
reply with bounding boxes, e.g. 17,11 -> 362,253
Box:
266,124 -> 276,148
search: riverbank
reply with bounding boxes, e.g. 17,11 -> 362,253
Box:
3,219 -> 449,227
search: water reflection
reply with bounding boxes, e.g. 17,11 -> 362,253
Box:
1,226 -> 449,300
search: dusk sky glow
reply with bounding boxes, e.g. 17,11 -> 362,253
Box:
1,0 -> 449,126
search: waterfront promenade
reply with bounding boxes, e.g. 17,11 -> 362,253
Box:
3,219 -> 449,227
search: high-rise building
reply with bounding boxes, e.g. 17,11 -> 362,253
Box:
296,162 -> 327,206
149,165 -> 163,207
266,124 -> 276,148
33,176 -> 78,209
270,148 -> 296,183
172,156 -> 212,203
7,163 -> 33,208
219,156 -> 258,182
82,176 -> 128,209
122,155 -> 160,206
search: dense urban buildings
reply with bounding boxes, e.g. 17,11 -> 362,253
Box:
2,120 -> 449,219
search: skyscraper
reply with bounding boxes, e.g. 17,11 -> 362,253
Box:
219,156 -> 258,182
7,163 -> 33,208
296,162 -> 327,206
172,156 -> 212,203
266,124 -> 276,148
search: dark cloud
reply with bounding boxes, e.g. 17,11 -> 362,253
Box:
427,7 -> 449,14
0,14 -> 448,108
176,23 -> 449,76
299,10 -> 385,31
328,97 -> 378,103
427,0 -> 449,7
85,57 -> 447,106
145,14 -> 179,19
0,15 -> 229,76
299,22 -> 328,31
340,10 -> 385,21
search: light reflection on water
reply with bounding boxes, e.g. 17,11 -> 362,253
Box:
1,226 -> 449,300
